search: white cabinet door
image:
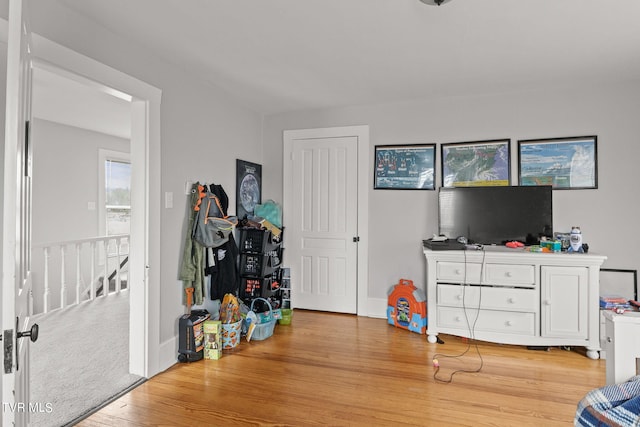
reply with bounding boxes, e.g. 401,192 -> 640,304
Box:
541,266 -> 588,339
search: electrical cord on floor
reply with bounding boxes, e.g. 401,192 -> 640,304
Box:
431,249 -> 485,383
432,339 -> 483,383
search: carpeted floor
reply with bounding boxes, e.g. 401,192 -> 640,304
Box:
29,291 -> 142,427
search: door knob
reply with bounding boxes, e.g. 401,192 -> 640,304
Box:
17,324 -> 39,343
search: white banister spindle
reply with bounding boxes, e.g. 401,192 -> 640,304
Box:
115,237 -> 122,293
43,246 -> 50,313
60,245 -> 67,310
75,243 -> 81,304
102,239 -> 108,297
90,241 -> 96,301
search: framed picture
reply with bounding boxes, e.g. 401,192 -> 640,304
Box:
518,136 -> 597,189
600,268 -> 638,302
236,159 -> 262,220
441,139 -> 511,187
374,144 -> 435,190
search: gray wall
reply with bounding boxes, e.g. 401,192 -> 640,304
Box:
263,82 -> 640,302
25,3 -> 264,345
31,118 -> 129,244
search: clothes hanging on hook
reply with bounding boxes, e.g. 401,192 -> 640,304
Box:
193,184 -> 238,248
209,183 -> 229,216
202,183 -> 239,299
179,181 -> 207,305
206,234 -> 240,300
180,181 -> 240,304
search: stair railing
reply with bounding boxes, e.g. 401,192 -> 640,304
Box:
32,234 -> 129,315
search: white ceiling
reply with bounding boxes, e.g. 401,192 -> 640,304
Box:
33,0 -> 640,123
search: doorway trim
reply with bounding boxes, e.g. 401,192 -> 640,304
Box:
30,34 -> 161,377
283,125 -> 370,316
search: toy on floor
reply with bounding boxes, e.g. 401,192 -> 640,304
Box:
387,279 -> 427,334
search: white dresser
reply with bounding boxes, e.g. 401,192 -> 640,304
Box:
423,246 -> 607,359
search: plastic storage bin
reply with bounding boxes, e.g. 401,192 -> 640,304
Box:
279,308 -> 293,325
240,276 -> 278,299
238,228 -> 283,253
239,249 -> 283,277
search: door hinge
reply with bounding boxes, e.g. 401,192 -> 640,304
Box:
4,329 -> 14,374
353,236 -> 360,242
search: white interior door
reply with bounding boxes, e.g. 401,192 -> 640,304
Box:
2,0 -> 34,425
283,127 -> 369,314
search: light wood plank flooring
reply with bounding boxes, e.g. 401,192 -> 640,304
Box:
79,310 -> 605,426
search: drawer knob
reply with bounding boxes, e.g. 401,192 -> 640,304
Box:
505,272 -> 512,277
508,297 -> 515,304
456,294 -> 463,300
607,337 -> 612,343
455,269 -> 461,275
455,316 -> 461,322
506,320 -> 513,327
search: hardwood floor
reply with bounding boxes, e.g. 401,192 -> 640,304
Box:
78,310 -> 605,426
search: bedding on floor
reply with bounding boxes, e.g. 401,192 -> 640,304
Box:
575,375 -> 640,426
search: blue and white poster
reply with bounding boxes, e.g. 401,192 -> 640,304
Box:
374,144 -> 435,190
519,136 -> 597,189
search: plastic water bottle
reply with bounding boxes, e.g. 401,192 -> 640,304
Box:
569,226 -> 582,252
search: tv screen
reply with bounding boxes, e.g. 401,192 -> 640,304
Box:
438,186 -> 553,245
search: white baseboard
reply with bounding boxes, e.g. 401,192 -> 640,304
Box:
156,336 -> 178,376
365,297 -> 387,319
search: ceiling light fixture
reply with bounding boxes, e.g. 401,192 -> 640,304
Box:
419,0 -> 453,5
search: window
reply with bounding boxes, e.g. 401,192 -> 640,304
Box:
105,159 -> 131,236
98,149 -> 131,274
98,149 -> 131,236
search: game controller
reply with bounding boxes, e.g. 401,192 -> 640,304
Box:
505,241 -> 524,248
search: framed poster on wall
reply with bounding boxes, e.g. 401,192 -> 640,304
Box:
518,136 -> 598,189
236,159 -> 262,220
374,144 -> 435,190
441,139 -> 511,187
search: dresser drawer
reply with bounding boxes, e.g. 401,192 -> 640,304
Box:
437,306 -> 536,336
484,263 -> 535,286
437,284 -> 536,312
436,262 -> 482,283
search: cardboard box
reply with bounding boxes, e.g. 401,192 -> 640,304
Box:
203,320 -> 222,360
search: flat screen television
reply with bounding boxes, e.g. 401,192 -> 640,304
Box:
438,186 -> 553,245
